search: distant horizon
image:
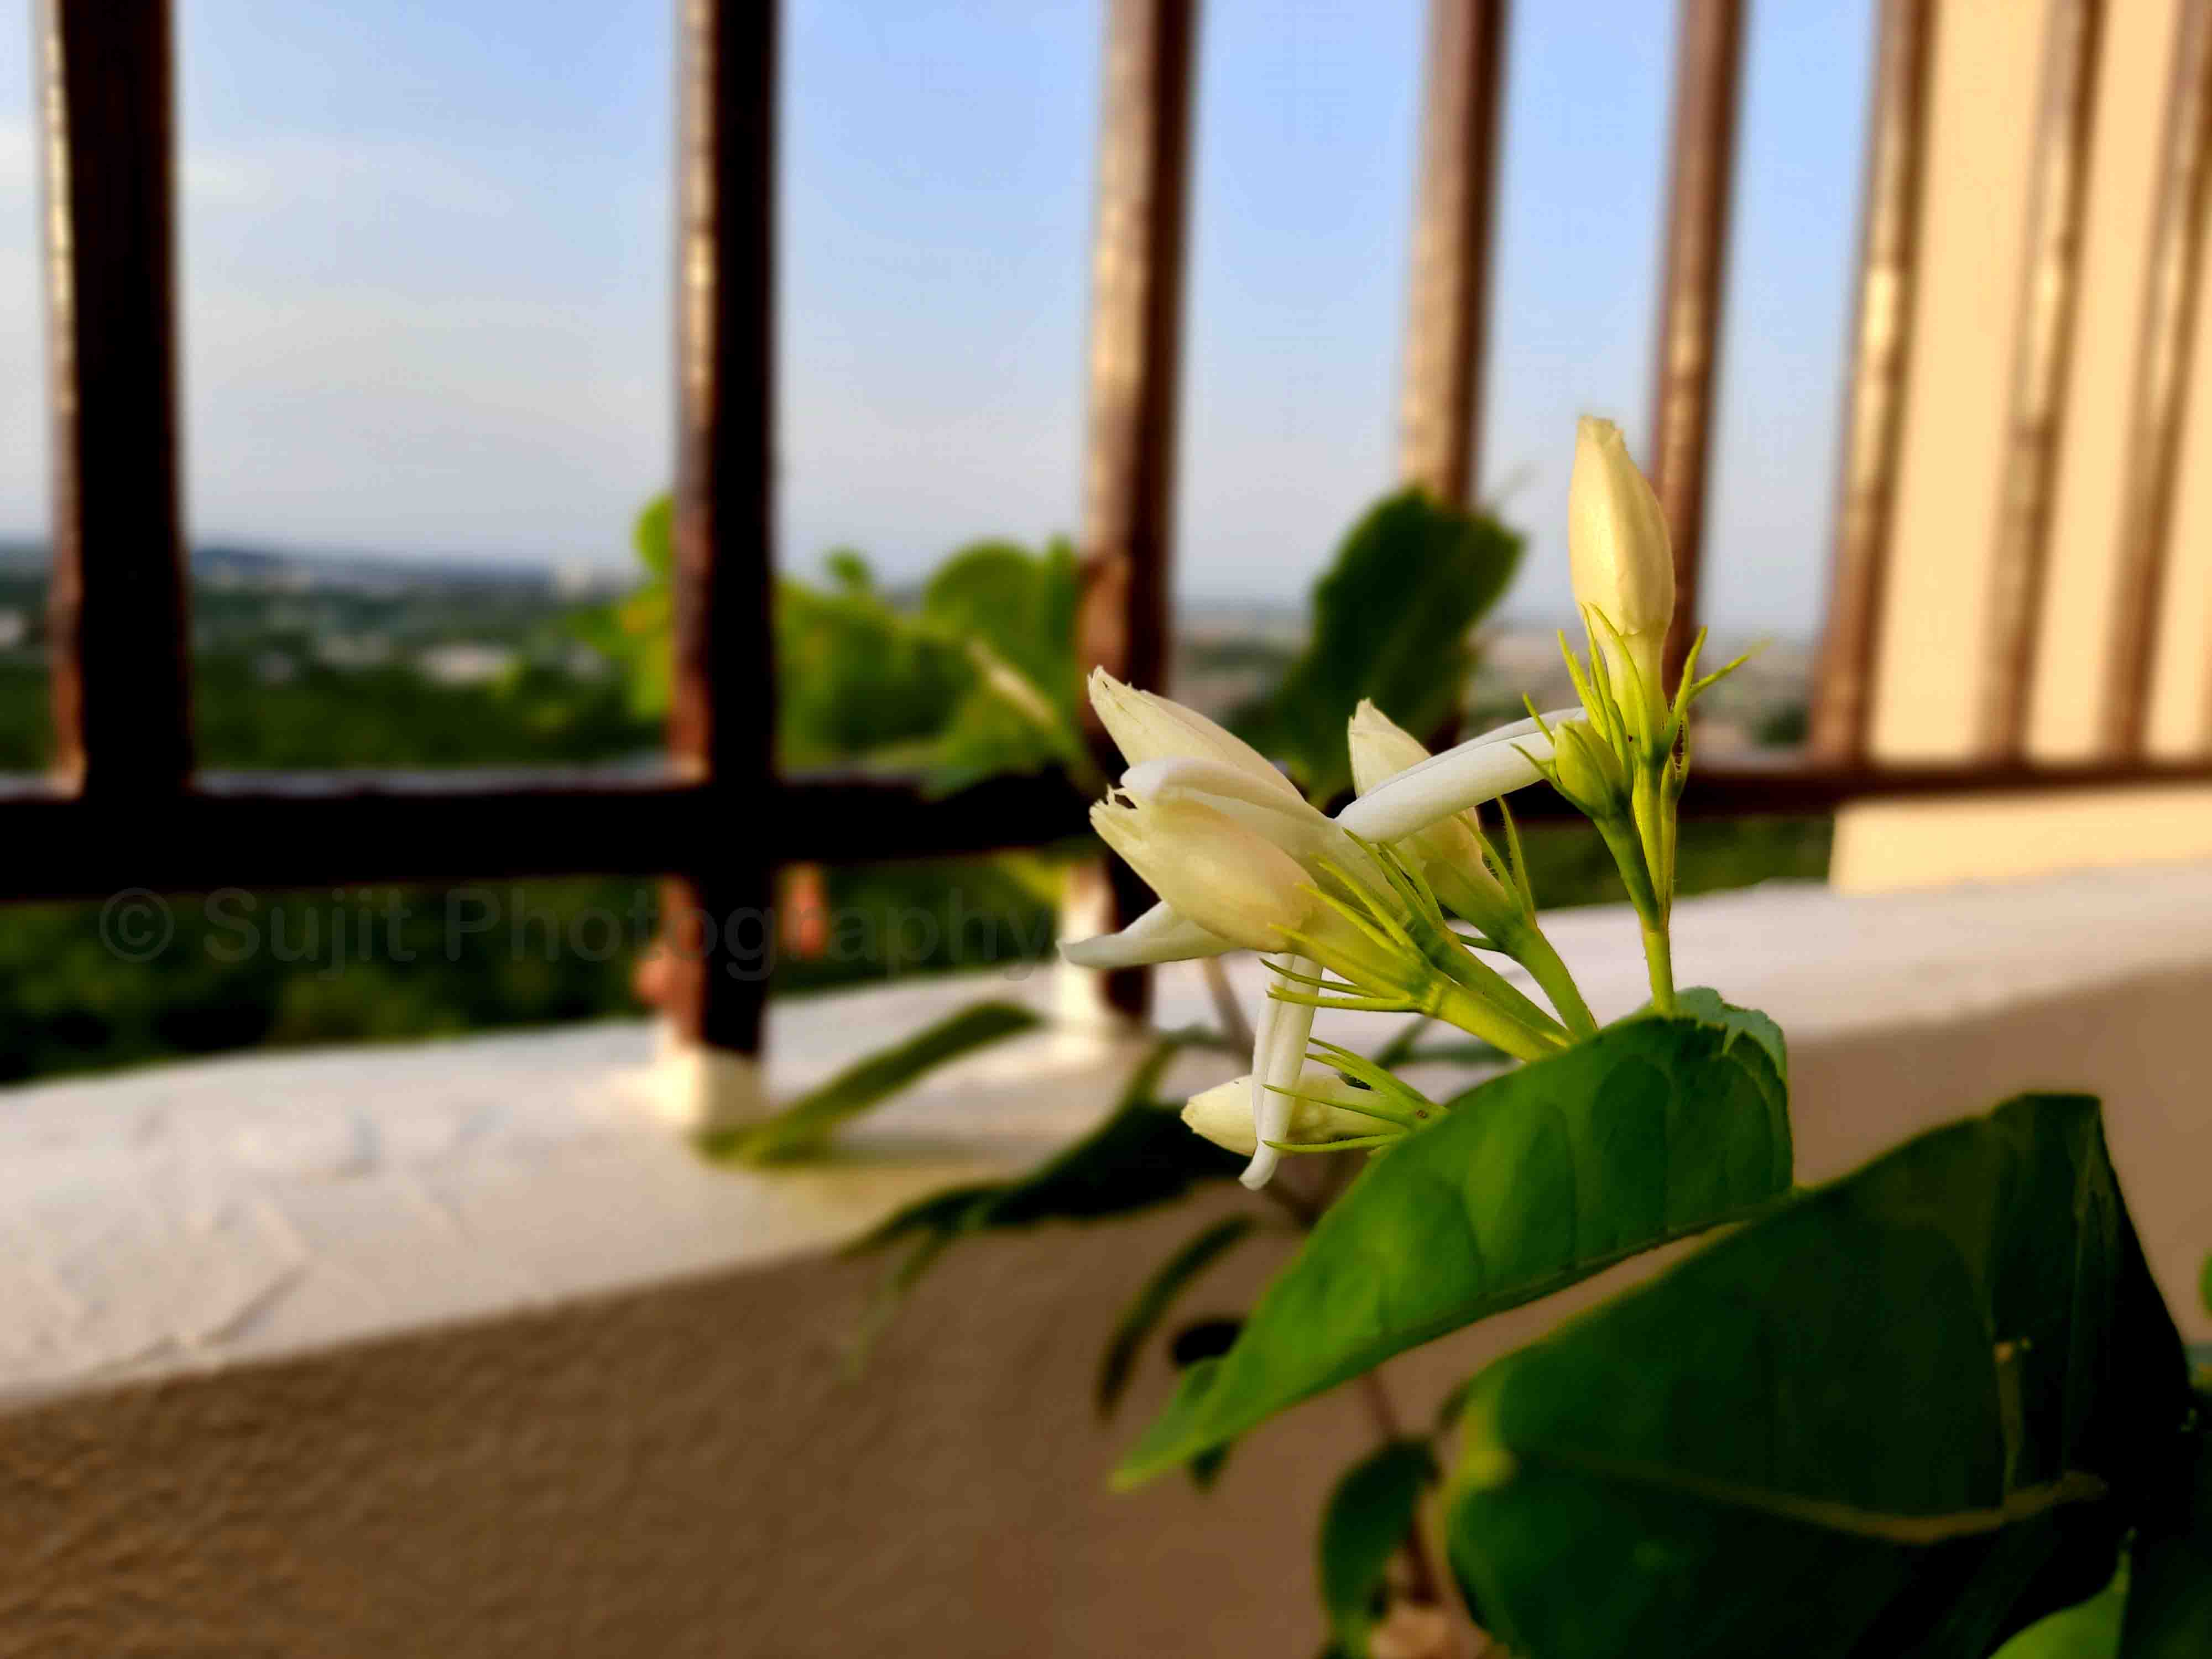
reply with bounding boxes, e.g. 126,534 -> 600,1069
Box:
0,529 -> 1817,641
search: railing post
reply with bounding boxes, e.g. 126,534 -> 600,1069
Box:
1068,0 -> 1199,1025
2103,0 -> 2212,756
1809,0 -> 1935,768
1648,0 -> 1746,694
36,0 -> 192,799
1399,0 -> 1509,512
662,0 -> 778,1129
1978,0 -> 2105,760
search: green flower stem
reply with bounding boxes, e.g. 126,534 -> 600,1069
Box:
1640,912 -> 1677,1014
1432,979 -> 1569,1065
1493,915 -> 1599,1042
1593,809 -> 1677,1016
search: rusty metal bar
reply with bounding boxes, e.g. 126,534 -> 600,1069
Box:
1978,0 -> 2106,759
1399,0 -> 1509,508
1809,0 -> 1936,767
35,0 -> 192,798
9,758 -> 2212,901
1073,0 -> 1199,1019
0,770 -> 1086,901
1649,0 -> 1747,692
664,0 -> 778,1059
2103,0 -> 2212,755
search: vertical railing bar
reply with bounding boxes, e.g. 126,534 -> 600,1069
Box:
664,0 -> 778,1124
1808,0 -> 1935,768
1072,0 -> 1200,1022
35,0 -> 193,798
1976,0 -> 2105,761
1649,0 -> 1747,694
2103,0 -> 2212,756
1399,0 -> 1509,511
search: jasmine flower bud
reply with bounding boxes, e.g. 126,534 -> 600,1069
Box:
1568,417 -> 1674,718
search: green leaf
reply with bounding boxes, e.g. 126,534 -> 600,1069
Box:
2199,1251 -> 2210,1318
633,492 -> 675,578
2121,1411 -> 2212,1656
1670,985 -> 1787,1083
1319,1439 -> 1438,1658
1097,1215 -> 1258,1418
1993,1559 -> 2126,1659
915,539 -> 1087,795
1116,1001 -> 1790,1487
775,567 -> 971,769
1446,1094 -> 2190,1659
1235,489 -> 1521,801
700,1000 -> 1042,1165
920,538 -> 1079,711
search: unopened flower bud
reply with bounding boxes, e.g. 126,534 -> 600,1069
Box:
1348,701 -> 1514,930
1550,717 -> 1626,820
1569,418 -> 1673,707
1181,1066 -> 1396,1156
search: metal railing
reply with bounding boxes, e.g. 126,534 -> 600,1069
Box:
14,0 -> 2212,1073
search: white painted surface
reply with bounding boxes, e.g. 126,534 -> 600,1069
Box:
6,860 -> 2212,1408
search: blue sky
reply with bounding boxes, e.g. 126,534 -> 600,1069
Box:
0,1 -> 1871,632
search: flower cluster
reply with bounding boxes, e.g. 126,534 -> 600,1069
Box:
1064,418 -> 1741,1187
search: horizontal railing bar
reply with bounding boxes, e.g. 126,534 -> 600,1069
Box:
0,770 -> 1092,901
0,760 -> 2207,902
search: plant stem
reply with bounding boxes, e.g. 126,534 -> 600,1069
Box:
1640,914 -> 1676,1013
1432,982 -> 1567,1063
1497,920 -> 1598,1041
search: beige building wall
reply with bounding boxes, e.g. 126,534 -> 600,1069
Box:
1834,0 -> 2212,889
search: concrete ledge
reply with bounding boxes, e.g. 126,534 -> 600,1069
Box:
3,863 -> 2211,1655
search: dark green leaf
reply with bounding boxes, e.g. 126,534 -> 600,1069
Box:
2121,1411 -> 2212,1656
1669,985 -> 1787,1083
1319,1440 -> 1438,1658
1234,489 -> 1521,800
1117,1002 -> 1791,1486
700,1000 -> 1041,1165
1446,1094 -> 2190,1659
1097,1217 -> 1258,1418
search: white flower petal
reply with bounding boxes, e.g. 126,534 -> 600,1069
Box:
1088,669 -> 1301,796
1240,954 -> 1317,1190
1117,754 -> 1356,875
1335,708 -> 1581,843
1058,901 -> 1237,968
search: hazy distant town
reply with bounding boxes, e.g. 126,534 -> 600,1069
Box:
0,542 -> 1812,773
